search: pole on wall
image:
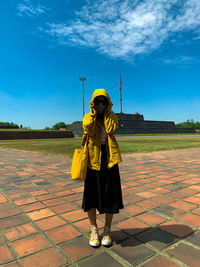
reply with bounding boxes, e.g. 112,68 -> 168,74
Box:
79,77 -> 86,117
120,74 -> 122,113
120,88 -> 122,113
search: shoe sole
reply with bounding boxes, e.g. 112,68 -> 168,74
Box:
89,240 -> 100,247
101,240 -> 112,246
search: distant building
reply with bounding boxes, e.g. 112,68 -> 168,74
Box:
71,112 -> 195,137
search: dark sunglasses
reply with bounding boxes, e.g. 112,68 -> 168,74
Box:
94,98 -> 108,106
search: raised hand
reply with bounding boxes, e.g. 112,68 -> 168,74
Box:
89,101 -> 97,117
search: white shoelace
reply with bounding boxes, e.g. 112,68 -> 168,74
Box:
91,226 -> 98,239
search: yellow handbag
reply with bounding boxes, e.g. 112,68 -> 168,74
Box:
71,134 -> 89,181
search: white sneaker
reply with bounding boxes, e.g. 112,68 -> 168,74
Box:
101,225 -> 112,246
89,225 -> 100,247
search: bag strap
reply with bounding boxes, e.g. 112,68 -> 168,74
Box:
81,133 -> 89,152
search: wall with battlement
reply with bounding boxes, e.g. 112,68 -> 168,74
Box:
71,112 -> 195,136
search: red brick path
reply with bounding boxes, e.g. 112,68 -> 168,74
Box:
0,147 -> 200,266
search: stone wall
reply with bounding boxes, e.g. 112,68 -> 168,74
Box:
0,125 -> 19,129
71,112 -> 195,137
115,127 -> 195,134
116,113 -> 144,121
0,130 -> 74,140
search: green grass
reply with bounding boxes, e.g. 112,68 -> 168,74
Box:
0,136 -> 200,157
115,132 -> 199,136
0,129 -> 198,134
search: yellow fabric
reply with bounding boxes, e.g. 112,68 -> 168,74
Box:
82,88 -> 122,170
71,136 -> 88,181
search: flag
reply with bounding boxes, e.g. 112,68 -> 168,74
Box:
119,74 -> 122,93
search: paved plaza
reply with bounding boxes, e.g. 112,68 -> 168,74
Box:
0,146 -> 200,266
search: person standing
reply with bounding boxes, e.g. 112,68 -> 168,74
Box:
81,88 -> 124,247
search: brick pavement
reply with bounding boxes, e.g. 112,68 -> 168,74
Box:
0,147 -> 200,266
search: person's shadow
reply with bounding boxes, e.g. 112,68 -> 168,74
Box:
99,224 -> 194,248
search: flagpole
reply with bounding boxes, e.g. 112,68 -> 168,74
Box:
120,88 -> 122,113
120,74 -> 122,113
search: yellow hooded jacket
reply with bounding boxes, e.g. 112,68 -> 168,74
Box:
81,88 -> 122,171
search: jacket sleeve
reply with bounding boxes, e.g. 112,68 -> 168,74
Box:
104,112 -> 119,135
82,112 -> 96,137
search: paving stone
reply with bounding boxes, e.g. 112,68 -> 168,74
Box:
137,200 -> 160,209
19,202 -> 46,212
115,218 -> 149,236
0,208 -> 22,219
50,203 -> 76,213
0,202 -> 14,211
178,213 -> 200,227
0,233 -> 5,244
166,242 -> 200,266
151,196 -> 174,204
0,215 -> 28,230
12,233 -> 50,257
63,193 -> 82,202
35,215 -> 66,231
42,197 -> 66,207
4,223 -> 37,241
136,192 -> 157,198
14,198 -> 37,206
35,194 -> 56,201
183,196 -> 200,205
77,251 -> 123,267
61,209 -> 88,222
192,207 -> 200,215
73,217 -> 104,233
186,231 -> 200,247
45,224 -> 82,244
110,212 -> 128,223
155,205 -> 185,217
26,208 -> 56,221
111,237 -> 155,265
35,181 -> 51,185
29,190 -> 48,196
142,255 -> 179,267
158,220 -> 195,238
2,262 -> 19,267
21,247 -> 68,267
2,186 -> 17,191
108,229 -> 130,244
122,205 -> 146,216
170,200 -> 198,211
1,145 -> 200,266
178,188 -> 199,195
136,228 -> 177,250
0,245 -> 14,264
60,235 -> 98,261
136,212 -> 166,226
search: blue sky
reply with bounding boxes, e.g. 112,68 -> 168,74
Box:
1,0 -> 200,129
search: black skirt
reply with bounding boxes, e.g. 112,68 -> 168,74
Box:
81,144 -> 124,214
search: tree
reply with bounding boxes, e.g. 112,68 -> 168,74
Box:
175,119 -> 200,129
52,122 -> 67,130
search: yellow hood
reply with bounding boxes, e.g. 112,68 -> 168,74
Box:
89,88 -> 113,113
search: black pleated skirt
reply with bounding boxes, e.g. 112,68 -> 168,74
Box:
81,144 -> 124,214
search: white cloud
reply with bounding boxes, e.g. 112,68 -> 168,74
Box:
38,0 -> 200,59
162,55 -> 199,65
161,56 -> 200,68
17,0 -> 48,17
193,36 -> 200,40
